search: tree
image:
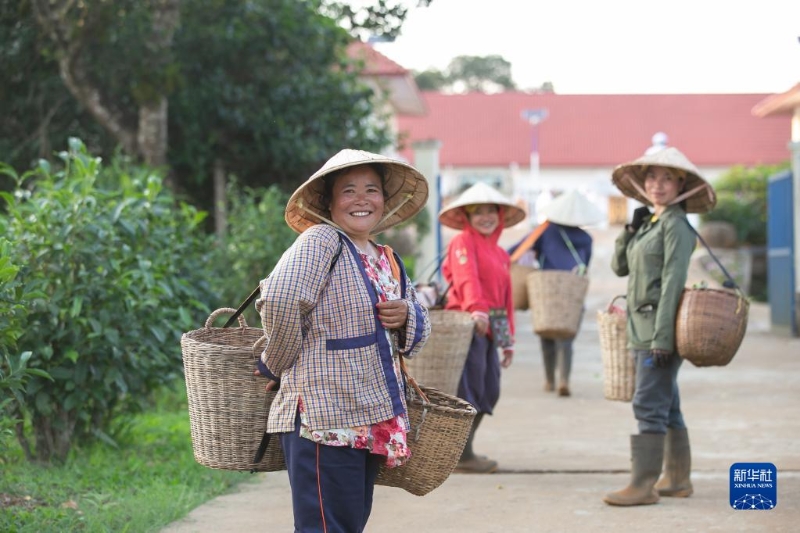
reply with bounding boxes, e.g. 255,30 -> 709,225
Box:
414,68 -> 448,90
324,0 -> 433,41
413,54 -> 517,93
447,55 -> 516,92
4,0 -> 430,224
30,0 -> 181,168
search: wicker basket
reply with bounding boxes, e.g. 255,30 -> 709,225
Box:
527,270 -> 589,339
404,310 -> 474,396
597,295 -> 635,402
181,308 -> 286,472
510,263 -> 536,310
376,378 -> 476,496
675,288 -> 749,367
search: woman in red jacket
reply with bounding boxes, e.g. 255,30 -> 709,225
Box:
439,182 -> 525,473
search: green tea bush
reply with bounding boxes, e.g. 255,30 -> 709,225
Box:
1,138 -> 216,462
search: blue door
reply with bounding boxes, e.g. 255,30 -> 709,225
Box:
767,170 -> 796,334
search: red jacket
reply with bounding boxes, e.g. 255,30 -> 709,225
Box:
442,209 -> 515,346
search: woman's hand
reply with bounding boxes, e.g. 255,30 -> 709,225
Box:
472,314 -> 489,336
649,349 -> 673,368
501,348 -> 514,368
253,369 -> 279,392
376,300 -> 408,330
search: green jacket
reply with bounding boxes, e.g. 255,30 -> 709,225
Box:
611,205 -> 696,352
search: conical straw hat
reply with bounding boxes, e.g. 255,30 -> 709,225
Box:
611,147 -> 716,214
285,149 -> 429,234
540,190 -> 604,227
438,182 -> 526,230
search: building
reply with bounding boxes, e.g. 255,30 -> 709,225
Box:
397,92 -> 792,228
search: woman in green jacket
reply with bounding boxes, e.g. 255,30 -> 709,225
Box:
603,147 -> 716,507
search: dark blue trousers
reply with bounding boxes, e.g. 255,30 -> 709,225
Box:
279,416 -> 380,533
457,333 -> 501,414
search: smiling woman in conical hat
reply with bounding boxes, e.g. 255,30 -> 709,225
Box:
611,146 -> 717,214
437,181 -> 524,474
604,145 -> 713,507
258,148 -> 432,530
438,182 -> 526,230
285,148 -> 429,234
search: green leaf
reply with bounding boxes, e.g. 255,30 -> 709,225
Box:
70,296 -> 84,318
65,349 -> 80,363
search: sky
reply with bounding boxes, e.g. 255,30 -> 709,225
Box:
371,0 -> 800,94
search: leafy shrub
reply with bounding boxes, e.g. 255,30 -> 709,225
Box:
1,138 -> 217,462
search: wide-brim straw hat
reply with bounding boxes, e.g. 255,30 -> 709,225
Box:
611,147 -> 716,214
285,149 -> 429,234
438,182 -> 526,230
540,189 -> 604,227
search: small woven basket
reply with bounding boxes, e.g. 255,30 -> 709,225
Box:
527,270 -> 590,339
376,379 -> 476,496
404,310 -> 474,396
597,295 -> 635,402
181,308 -> 286,472
675,288 -> 749,367
510,263 -> 536,310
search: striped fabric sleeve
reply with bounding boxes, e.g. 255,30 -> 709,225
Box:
257,226 -> 341,377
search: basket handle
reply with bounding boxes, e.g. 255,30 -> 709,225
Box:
205,308 -> 247,328
607,295 -> 626,312
252,335 -> 266,363
398,354 -> 429,405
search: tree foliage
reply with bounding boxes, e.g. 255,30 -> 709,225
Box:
2,0 -> 429,212
413,54 -> 517,93
1,138 -> 216,462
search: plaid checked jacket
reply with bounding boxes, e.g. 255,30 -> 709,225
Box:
256,223 -> 431,433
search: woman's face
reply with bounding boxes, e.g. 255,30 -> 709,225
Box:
467,204 -> 500,236
644,166 -> 683,208
329,165 -> 385,241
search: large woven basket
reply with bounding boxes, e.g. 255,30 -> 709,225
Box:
404,310 -> 474,396
527,270 -> 589,339
597,295 -> 635,402
376,378 -> 476,496
510,263 -> 536,310
675,288 -> 749,367
181,308 -> 285,472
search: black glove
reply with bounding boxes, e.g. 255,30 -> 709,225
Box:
650,349 -> 672,368
629,206 -> 651,232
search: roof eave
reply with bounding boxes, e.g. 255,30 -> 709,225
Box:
752,83 -> 800,117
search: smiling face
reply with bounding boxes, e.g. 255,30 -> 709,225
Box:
644,165 -> 684,209
466,204 -> 500,236
328,164 -> 385,245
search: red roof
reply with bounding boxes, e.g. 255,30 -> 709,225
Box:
346,41 -> 408,76
397,92 -> 791,167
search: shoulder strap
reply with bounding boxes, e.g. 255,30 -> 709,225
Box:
382,244 -> 402,282
509,221 -> 549,263
557,227 -> 586,270
681,218 -> 740,291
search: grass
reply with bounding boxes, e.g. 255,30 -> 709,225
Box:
0,383 -> 254,533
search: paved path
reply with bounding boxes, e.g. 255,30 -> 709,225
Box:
164,227 -> 800,532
